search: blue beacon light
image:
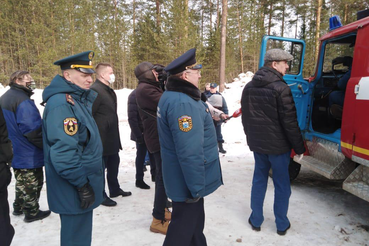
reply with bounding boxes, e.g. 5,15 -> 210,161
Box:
329,15 -> 342,31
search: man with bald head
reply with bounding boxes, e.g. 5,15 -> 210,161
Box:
91,63 -> 131,207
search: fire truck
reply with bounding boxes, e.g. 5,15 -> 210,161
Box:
259,10 -> 369,202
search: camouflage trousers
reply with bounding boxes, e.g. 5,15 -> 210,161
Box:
13,167 -> 43,216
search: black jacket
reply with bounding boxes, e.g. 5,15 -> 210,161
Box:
135,79 -> 163,154
127,89 -> 144,143
91,79 -> 122,156
241,66 -> 305,155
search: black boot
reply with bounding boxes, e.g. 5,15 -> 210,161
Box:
218,142 -> 226,154
101,197 -> 117,206
136,180 -> 150,189
24,210 -> 51,223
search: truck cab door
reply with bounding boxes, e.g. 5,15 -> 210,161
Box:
259,36 -> 311,131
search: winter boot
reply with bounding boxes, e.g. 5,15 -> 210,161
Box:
218,142 -> 227,154
101,197 -> 117,207
165,208 -> 172,221
24,210 -> 51,223
12,209 -> 23,216
136,180 -> 150,189
150,217 -> 169,235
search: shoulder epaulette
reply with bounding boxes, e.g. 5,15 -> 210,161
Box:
66,94 -> 75,106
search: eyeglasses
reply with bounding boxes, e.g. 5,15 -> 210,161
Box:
186,70 -> 201,75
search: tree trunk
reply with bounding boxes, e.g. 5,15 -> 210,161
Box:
219,0 -> 227,92
315,0 -> 322,63
267,1 -> 273,36
236,1 -> 244,73
156,0 -> 161,28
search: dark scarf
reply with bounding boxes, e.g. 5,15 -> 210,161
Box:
166,76 -> 201,101
10,83 -> 33,97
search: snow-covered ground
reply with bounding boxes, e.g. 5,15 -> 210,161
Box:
4,75 -> 369,246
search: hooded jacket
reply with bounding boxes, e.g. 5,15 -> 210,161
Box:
0,84 -> 44,169
241,66 -> 305,155
127,89 -> 144,143
135,62 -> 163,153
157,76 -> 223,202
42,75 -> 104,214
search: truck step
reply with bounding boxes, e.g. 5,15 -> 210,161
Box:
343,165 -> 369,202
293,155 -> 356,180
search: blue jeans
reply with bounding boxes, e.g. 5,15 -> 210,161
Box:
250,151 -> 291,231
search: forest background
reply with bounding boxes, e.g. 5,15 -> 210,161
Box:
0,0 -> 368,90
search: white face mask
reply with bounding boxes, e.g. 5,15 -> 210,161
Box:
108,74 -> 115,84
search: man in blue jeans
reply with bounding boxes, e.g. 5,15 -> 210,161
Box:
241,49 -> 305,236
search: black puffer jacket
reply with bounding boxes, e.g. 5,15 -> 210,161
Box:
91,79 -> 122,156
135,62 -> 163,154
241,66 -> 305,155
127,89 -> 143,143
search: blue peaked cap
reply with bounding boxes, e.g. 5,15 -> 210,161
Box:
164,48 -> 202,75
54,50 -> 95,74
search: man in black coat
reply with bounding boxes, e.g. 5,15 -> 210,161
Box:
241,49 -> 305,236
0,106 -> 14,246
135,61 -> 171,235
91,63 -> 131,207
127,89 -> 155,189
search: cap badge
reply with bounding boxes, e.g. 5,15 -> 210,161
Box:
88,52 -> 94,60
178,115 -> 193,132
64,118 -> 78,136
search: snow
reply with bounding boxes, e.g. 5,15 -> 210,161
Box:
5,76 -> 369,246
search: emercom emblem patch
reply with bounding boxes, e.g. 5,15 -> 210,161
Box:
64,118 -> 78,136
178,115 -> 192,132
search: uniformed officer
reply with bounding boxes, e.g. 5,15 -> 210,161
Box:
42,51 -> 104,246
157,48 -> 223,246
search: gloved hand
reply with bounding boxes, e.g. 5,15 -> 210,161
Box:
77,182 -> 95,209
185,196 -> 201,204
296,154 -> 304,161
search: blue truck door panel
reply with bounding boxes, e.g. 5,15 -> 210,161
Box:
259,35 -> 311,131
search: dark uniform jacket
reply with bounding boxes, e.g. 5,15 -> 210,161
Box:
135,79 -> 163,153
241,66 -> 305,155
90,79 -> 122,156
127,89 -> 143,143
157,77 -> 223,202
0,84 -> 44,169
42,75 -> 104,214
0,106 -> 13,186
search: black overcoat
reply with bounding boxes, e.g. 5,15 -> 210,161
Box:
91,80 -> 122,156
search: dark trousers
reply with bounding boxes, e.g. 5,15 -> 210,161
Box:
250,151 -> 291,231
60,211 -> 93,246
152,151 -> 167,220
103,153 -> 121,196
0,165 -> 14,246
163,198 -> 207,246
214,122 -> 224,143
135,142 -> 156,180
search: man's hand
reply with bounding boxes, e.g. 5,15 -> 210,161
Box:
296,154 -> 304,161
77,183 -> 95,209
220,113 -> 229,120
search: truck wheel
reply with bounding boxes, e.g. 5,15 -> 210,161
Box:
268,158 -> 301,182
288,158 -> 301,181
